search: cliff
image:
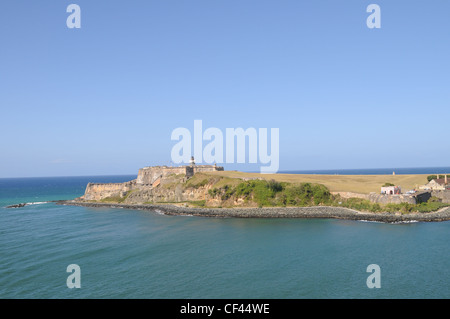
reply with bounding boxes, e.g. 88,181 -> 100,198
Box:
78,164 -> 225,205
81,181 -> 135,201
78,169 -> 267,207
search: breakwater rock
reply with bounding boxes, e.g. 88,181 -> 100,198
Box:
56,200 -> 450,223
6,203 -> 27,208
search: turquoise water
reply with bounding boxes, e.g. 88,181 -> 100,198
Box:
0,176 -> 449,298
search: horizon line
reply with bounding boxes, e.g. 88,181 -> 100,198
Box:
1,166 -> 450,179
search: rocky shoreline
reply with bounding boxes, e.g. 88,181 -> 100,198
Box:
56,200 -> 450,223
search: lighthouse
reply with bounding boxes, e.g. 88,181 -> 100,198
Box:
189,156 -> 195,167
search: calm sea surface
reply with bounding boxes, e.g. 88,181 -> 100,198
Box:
0,171 -> 449,298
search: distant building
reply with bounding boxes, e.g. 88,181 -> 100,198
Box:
136,158 -> 224,186
381,186 -> 401,195
420,178 -> 448,191
432,179 -> 446,190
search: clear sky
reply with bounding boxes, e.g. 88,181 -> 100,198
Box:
1,1 -> 449,177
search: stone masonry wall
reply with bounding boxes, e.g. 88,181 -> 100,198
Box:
124,184 -> 210,204
368,193 -> 417,205
432,190 -> 450,203
193,165 -> 224,173
136,165 -> 224,185
136,166 -> 187,185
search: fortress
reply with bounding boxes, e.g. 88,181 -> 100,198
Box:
81,158 -> 223,201
136,159 -> 223,186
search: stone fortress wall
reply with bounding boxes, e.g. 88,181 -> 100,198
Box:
80,163 -> 224,202
432,190 -> 450,203
136,166 -> 187,186
136,165 -> 224,186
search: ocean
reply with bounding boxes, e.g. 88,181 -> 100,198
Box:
0,170 -> 449,299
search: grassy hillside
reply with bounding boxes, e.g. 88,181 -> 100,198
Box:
202,171 -> 429,194
95,171 -> 448,213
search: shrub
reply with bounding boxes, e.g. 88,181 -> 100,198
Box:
190,200 -> 206,207
234,181 -> 254,199
415,201 -> 449,213
339,198 -> 381,212
312,184 -> 332,205
188,178 -> 209,188
222,184 -> 235,200
100,192 -> 130,203
267,179 -> 283,192
428,196 -> 441,203
208,188 -> 219,197
427,175 -> 450,182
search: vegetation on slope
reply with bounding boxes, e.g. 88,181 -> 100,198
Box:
336,197 -> 449,214
209,179 -> 333,207
96,173 -> 449,214
100,190 -> 136,203
207,179 -> 450,213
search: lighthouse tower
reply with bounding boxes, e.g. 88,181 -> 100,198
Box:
189,156 -> 195,167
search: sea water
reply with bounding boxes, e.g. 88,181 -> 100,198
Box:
0,174 -> 449,298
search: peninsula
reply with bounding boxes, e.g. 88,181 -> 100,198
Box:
60,160 -> 450,222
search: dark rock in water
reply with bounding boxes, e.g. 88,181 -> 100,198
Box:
6,203 -> 27,208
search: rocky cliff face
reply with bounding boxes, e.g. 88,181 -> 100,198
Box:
124,184 -> 210,204
81,181 -> 135,201
79,174 -> 221,205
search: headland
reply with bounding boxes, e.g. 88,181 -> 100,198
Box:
56,160 -> 450,222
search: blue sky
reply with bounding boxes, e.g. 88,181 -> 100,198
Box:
1,0 -> 449,177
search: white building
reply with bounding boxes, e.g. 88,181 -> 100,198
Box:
381,186 -> 401,195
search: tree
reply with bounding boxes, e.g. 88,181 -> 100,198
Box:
427,175 -> 449,182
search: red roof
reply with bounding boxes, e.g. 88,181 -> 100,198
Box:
434,178 -> 447,185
